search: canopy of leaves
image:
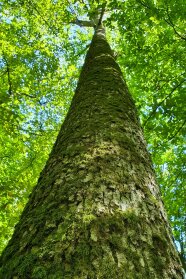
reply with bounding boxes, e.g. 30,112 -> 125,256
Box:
0,0 -> 185,268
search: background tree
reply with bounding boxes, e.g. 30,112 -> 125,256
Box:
0,0 -> 185,271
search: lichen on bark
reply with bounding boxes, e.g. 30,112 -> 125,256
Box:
0,25 -> 184,279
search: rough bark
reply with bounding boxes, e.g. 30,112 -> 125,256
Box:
0,26 -> 184,279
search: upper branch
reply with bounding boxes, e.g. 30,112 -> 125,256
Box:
165,6 -> 186,41
98,3 -> 106,26
3,55 -> 13,96
143,79 -> 186,127
71,18 -> 95,28
71,3 -> 106,29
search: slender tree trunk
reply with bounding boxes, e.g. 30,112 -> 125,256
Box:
0,26 -> 183,279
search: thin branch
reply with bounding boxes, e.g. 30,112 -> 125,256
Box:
71,3 -> 107,29
137,0 -> 186,41
20,128 -> 45,137
166,170 -> 183,190
7,66 -> 12,96
98,3 -> 106,26
165,6 -> 186,41
38,99 -> 48,106
153,72 -> 185,93
154,79 -> 171,92
80,0 -> 90,12
3,55 -> 13,96
136,0 -> 152,10
67,0 -> 91,27
168,119 -> 186,141
0,155 -> 11,160
19,93 -> 37,99
143,79 -> 186,127
148,119 -> 186,149
28,0 -> 59,36
0,70 -> 7,77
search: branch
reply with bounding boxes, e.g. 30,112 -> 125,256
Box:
71,18 -> 95,27
18,93 -> 37,99
137,0 -> 186,41
0,155 -> 11,160
165,6 -> 186,41
98,3 -> 106,26
3,55 -> 13,96
168,119 -> 186,141
136,0 -> 152,10
80,0 -> 90,12
67,0 -> 93,28
149,119 -> 186,149
0,70 -> 7,77
20,128 -> 44,137
143,79 -> 186,127
28,0 -> 59,36
7,67 -> 12,96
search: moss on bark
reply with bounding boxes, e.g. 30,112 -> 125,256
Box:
0,25 -> 184,279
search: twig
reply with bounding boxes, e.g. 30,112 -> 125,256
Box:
165,6 -> 186,41
168,119 -> 186,141
143,79 -> 186,127
18,93 -> 37,99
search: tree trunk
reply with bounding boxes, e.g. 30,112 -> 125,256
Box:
0,25 -> 183,279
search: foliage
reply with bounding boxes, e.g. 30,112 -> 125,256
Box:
0,0 -> 185,268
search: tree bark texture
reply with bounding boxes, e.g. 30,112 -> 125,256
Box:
0,26 -> 184,279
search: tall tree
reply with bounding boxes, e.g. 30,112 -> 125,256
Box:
0,12 -> 184,278
0,0 -> 185,261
